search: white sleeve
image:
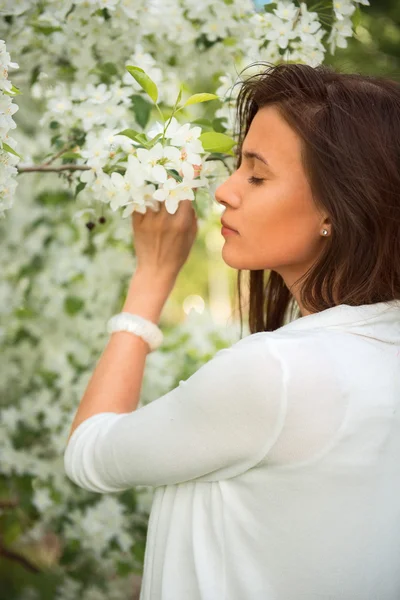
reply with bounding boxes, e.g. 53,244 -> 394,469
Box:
63,334 -> 286,493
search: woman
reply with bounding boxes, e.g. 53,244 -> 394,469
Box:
64,63 -> 400,600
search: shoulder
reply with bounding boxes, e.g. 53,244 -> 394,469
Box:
230,328 -> 337,352
229,328 -> 344,373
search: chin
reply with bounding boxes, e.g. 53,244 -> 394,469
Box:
221,246 -> 277,271
221,246 -> 251,270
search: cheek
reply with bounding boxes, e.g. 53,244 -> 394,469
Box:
221,188 -> 321,270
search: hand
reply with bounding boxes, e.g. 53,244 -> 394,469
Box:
131,198 -> 198,280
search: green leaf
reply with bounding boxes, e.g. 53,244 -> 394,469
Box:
352,5 -> 362,29
61,152 -> 82,160
64,296 -> 84,316
176,85 -> 183,107
116,128 -> 143,141
75,182 -> 86,198
198,132 -> 236,153
15,306 -> 36,319
130,94 -> 153,129
36,189 -> 72,206
183,93 -> 218,108
11,84 -> 21,95
126,66 -> 158,103
2,142 -> 22,159
100,61 -> 118,76
32,23 -> 63,35
222,36 -> 236,46
3,84 -> 22,97
212,117 -> 227,133
190,118 -> 214,130
166,169 -> 183,182
147,133 -> 163,148
3,520 -> 22,546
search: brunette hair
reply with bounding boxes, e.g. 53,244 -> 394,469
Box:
232,62 -> 400,336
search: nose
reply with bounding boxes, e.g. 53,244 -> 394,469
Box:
214,174 -> 240,209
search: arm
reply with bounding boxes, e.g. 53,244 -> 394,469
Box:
64,335 -> 287,492
66,268 -> 176,443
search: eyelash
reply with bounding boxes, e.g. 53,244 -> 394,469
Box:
247,176 -> 265,186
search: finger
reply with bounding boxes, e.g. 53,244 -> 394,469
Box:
176,199 -> 195,215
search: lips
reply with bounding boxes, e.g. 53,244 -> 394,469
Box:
221,219 -> 238,232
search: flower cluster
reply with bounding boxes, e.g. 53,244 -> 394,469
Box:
213,0 -> 370,131
0,170 -> 241,598
0,0 -> 370,220
79,117 -> 209,218
0,39 -> 20,218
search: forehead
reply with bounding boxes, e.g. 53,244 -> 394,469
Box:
243,105 -> 302,163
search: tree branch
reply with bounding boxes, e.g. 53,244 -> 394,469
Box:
0,498 -> 19,509
17,164 -> 91,173
205,155 -> 234,175
43,143 -> 75,165
0,545 -> 41,573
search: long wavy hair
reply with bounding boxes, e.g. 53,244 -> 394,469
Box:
232,62 -> 400,336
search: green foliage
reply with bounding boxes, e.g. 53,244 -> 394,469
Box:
130,94 -> 153,129
36,190 -> 73,206
64,296 -> 85,315
181,92 -> 218,107
117,127 -> 145,142
2,142 -> 22,159
126,66 -> 159,103
198,131 -> 236,153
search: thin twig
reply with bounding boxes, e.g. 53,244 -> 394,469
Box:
43,143 -> 75,166
0,546 -> 41,573
17,164 -> 91,173
205,155 -> 234,175
0,498 -> 18,509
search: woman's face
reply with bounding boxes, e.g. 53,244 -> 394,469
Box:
215,104 -> 330,292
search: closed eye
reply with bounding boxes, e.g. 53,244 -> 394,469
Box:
247,176 -> 265,186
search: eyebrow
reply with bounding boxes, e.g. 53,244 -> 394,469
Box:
241,149 -> 270,167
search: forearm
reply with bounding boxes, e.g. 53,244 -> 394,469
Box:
66,268 -> 176,443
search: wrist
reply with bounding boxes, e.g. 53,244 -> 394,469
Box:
122,268 -> 177,322
134,266 -> 178,287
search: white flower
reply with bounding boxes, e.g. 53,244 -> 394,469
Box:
294,9 -> 321,46
32,487 -> 54,513
153,161 -> 207,214
327,16 -> 353,53
121,182 -> 151,217
333,0 -> 356,21
273,1 -> 299,21
264,14 -> 298,49
200,8 -> 235,42
168,123 -> 204,155
47,97 -> 73,114
75,103 -> 106,131
85,83 -> 112,104
0,405 -> 21,432
136,142 -> 170,183
125,154 -> 147,187
80,134 -> 109,168
148,117 -> 181,140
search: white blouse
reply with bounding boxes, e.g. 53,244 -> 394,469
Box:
64,299 -> 400,600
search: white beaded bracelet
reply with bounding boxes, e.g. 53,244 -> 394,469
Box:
106,312 -> 164,352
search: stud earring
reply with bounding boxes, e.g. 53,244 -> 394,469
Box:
322,229 -> 329,236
